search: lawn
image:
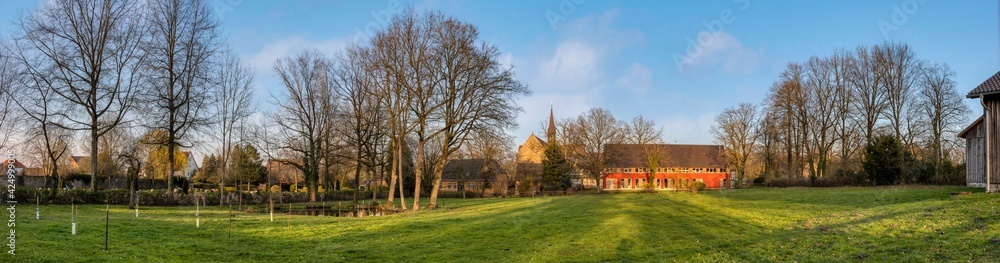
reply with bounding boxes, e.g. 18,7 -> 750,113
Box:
3,186 -> 999,262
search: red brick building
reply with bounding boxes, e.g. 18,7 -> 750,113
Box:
602,144 -> 730,190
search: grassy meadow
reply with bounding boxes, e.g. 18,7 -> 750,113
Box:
3,186 -> 999,262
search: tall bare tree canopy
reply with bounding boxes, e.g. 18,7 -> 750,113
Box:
361,10 -> 529,210
917,63 -> 970,179
712,103 -> 759,187
142,0 -> 222,193
0,41 -> 20,151
425,14 -> 530,208
213,49 -> 256,204
270,50 -> 337,202
623,115 -> 664,144
17,0 -> 147,190
560,108 -> 624,191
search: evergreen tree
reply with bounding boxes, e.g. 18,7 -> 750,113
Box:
541,142 -> 572,191
230,144 -> 265,185
863,135 -> 902,185
194,154 -> 220,184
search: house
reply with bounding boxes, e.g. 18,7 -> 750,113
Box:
67,155 -> 92,174
959,115 -> 986,187
1,159 -> 27,176
964,71 -> 1000,192
602,144 -> 729,190
173,151 -> 200,179
441,159 -> 503,193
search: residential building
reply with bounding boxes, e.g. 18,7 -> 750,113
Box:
602,144 -> 730,190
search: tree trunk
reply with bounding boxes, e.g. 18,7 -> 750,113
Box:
354,151 -> 362,204
49,165 -> 60,200
167,132 -> 175,196
413,140 -> 424,211
387,138 -> 398,207
428,161 -> 445,209
90,127 -> 98,191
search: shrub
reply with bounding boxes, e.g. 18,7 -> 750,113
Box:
690,181 -> 706,194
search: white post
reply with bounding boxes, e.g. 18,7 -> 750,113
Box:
196,195 -> 200,228
36,197 -> 40,220
71,203 -> 76,235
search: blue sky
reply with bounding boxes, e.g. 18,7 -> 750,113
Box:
1,0 -> 997,150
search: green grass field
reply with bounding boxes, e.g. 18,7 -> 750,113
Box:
3,186 -> 999,262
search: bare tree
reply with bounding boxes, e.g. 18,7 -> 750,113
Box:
849,45 -> 888,145
425,15 -> 529,209
917,63 -> 970,179
560,108 -> 624,191
623,115 -> 664,144
877,43 -> 922,146
0,41 -> 21,151
383,11 -> 438,211
18,0 -> 148,191
7,41 -> 73,197
465,129 -> 513,196
213,49 -> 255,205
271,50 -> 336,202
142,0 -> 221,193
117,128 -> 148,209
712,103 -> 759,187
334,45 -> 386,204
767,63 -> 806,178
803,56 -> 843,180
831,49 -> 861,174
368,22 -> 415,210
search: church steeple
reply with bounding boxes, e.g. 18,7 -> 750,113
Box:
546,103 -> 556,143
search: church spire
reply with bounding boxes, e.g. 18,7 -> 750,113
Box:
547,103 -> 556,143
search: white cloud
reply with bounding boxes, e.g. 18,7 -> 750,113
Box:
683,31 -> 761,75
249,36 -> 349,74
538,40 -> 601,90
616,62 -> 653,95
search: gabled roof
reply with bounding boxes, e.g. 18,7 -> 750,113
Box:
604,144 -> 726,168
525,133 -> 546,146
1,160 -> 27,169
70,155 -> 90,164
958,115 -> 985,139
967,71 -> 1000,98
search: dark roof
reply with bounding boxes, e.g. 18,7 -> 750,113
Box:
958,115 -> 985,138
442,159 -> 502,181
967,71 -> 1000,98
604,144 -> 726,168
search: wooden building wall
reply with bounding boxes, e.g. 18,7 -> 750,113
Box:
987,96 -> 1000,193
965,120 -> 986,187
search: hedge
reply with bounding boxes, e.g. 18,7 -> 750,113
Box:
11,188 -> 392,206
